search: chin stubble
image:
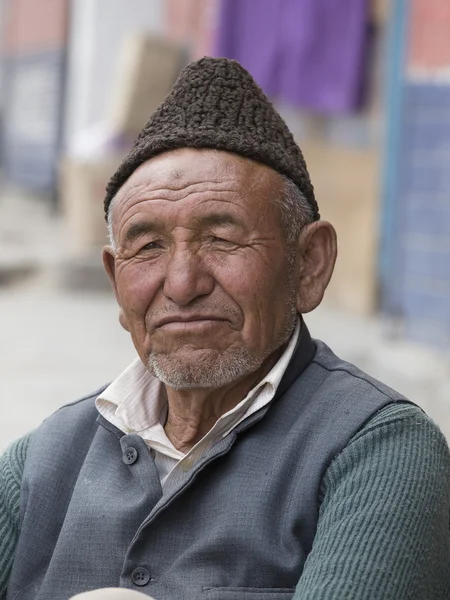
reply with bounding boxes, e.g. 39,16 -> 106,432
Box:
147,305 -> 297,390
146,258 -> 298,390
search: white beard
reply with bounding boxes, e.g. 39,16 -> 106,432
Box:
147,344 -> 267,390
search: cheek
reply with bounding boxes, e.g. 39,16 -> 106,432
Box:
116,262 -> 160,320
253,265 -> 295,331
215,255 -> 290,330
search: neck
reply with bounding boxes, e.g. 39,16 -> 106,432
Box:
163,346 -> 285,453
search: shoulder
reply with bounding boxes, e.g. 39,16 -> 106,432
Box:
0,433 -> 33,598
323,401 -> 450,502
311,339 -> 407,403
23,384 -> 111,476
348,401 -> 449,458
351,401 -> 446,444
32,384 -> 109,437
49,384 -> 109,418
0,433 -> 32,514
0,383 -> 109,503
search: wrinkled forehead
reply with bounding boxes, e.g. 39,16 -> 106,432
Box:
111,148 -> 282,215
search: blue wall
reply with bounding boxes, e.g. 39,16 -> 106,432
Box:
2,50 -> 66,195
380,0 -> 450,347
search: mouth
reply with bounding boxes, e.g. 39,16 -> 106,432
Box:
154,315 -> 228,332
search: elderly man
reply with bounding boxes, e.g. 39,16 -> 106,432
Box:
1,58 -> 449,600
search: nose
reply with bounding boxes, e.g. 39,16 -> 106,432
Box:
163,245 -> 214,306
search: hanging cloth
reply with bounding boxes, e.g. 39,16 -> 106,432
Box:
214,0 -> 371,113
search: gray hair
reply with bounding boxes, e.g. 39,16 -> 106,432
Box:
107,174 -> 314,252
107,199 -> 117,251
275,175 -> 315,244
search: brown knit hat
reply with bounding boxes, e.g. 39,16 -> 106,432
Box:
104,57 -> 319,220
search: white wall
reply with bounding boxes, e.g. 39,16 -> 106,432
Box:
63,0 -> 164,150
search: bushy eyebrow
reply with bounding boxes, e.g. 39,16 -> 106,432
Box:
125,221 -> 159,243
196,213 -> 244,230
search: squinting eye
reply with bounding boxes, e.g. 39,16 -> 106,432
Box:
140,241 -> 162,252
211,236 -> 233,245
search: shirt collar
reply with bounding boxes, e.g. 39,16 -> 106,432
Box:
96,318 -> 301,437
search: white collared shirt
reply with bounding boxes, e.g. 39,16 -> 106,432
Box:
96,319 -> 300,490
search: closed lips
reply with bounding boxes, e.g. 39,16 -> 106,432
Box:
155,316 -> 227,328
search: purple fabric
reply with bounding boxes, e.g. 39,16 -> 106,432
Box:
214,0 -> 370,113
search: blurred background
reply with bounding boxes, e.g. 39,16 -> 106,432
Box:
1,0 -> 450,449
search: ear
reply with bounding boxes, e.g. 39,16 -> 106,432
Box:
294,221 -> 337,314
102,246 -> 130,332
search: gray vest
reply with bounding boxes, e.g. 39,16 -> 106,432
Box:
7,326 -> 406,600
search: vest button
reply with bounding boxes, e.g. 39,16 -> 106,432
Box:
131,566 -> 150,586
123,447 -> 138,465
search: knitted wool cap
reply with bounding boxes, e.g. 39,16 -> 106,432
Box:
104,57 -> 319,220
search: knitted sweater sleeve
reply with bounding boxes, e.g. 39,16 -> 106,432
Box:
0,434 -> 31,600
294,403 -> 450,599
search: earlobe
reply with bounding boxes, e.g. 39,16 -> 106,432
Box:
295,221 -> 337,314
118,309 -> 130,332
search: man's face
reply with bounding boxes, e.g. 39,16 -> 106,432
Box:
104,149 -> 299,389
